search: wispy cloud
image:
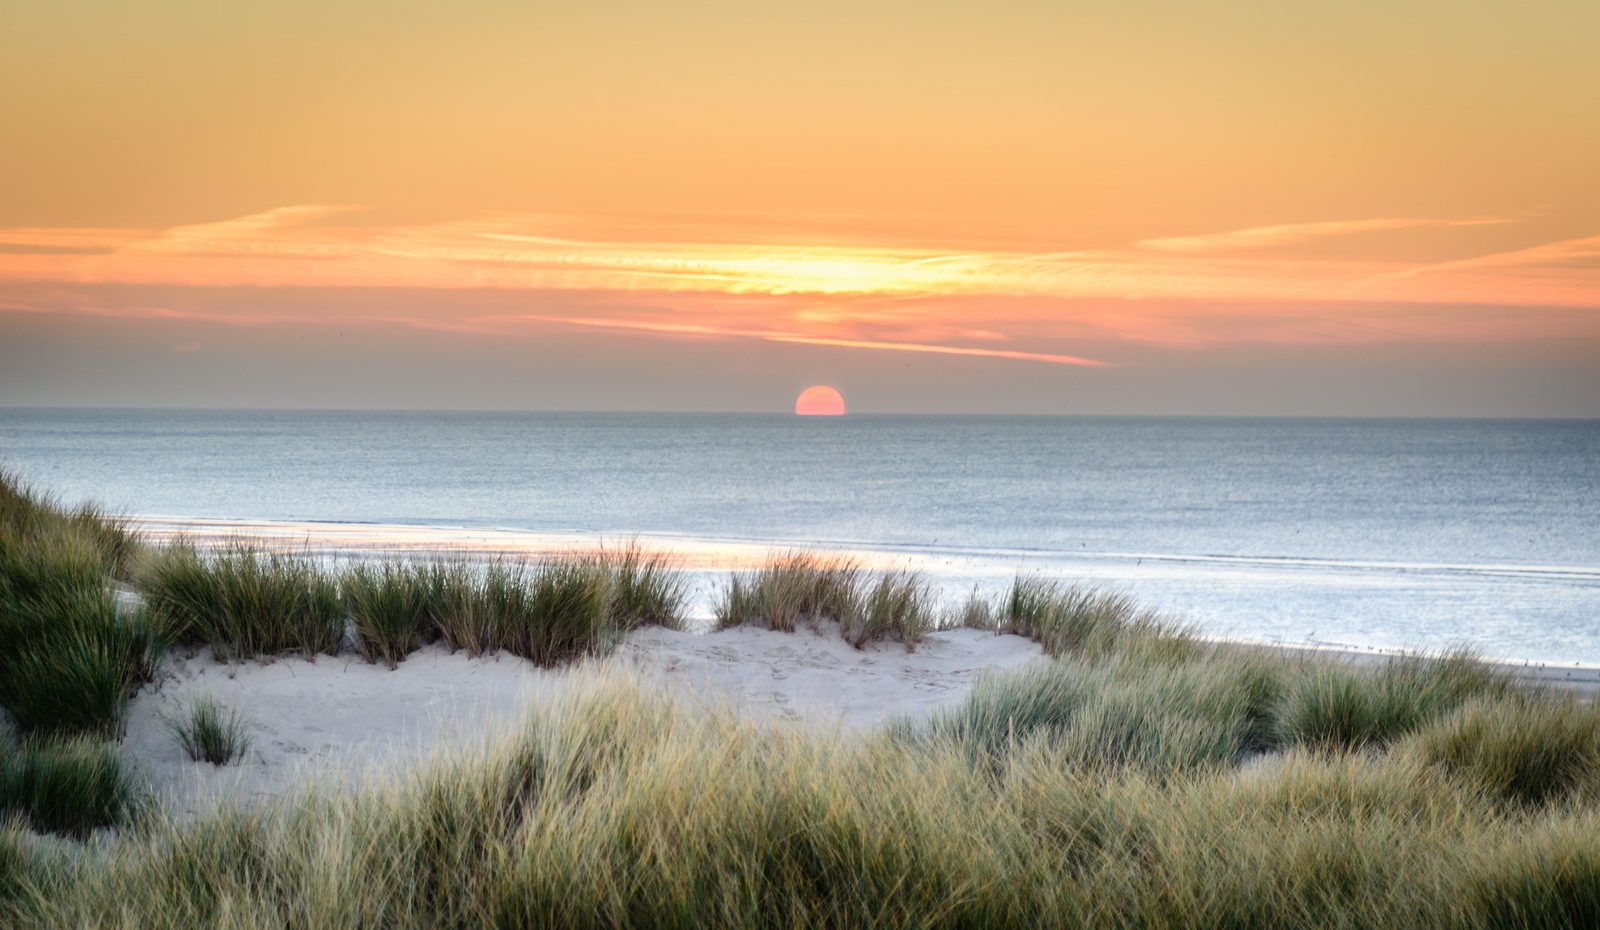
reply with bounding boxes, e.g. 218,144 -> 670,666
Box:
0,208 -> 1596,364
1136,217 -> 1511,254
517,314 -> 1111,367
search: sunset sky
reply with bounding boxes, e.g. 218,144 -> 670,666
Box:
2,0 -> 1597,415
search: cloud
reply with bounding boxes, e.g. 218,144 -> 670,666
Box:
515,314 -> 1112,367
170,340 -> 203,353
1136,217 -> 1511,254
0,209 -> 1596,369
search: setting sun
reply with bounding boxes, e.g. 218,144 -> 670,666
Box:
795,385 -> 846,417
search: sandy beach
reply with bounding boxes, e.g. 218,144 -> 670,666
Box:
119,625 -> 1045,816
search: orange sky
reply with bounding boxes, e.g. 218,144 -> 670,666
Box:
2,0 -> 1597,414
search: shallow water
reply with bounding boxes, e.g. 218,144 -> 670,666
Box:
3,408 -> 1597,663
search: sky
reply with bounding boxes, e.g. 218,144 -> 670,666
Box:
2,0 -> 1598,416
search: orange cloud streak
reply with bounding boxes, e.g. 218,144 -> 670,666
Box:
516,314 -> 1111,367
2,208 -> 1597,364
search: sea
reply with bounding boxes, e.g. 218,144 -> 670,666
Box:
2,408 -> 1597,664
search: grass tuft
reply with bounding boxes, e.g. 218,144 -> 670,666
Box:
0,520 -> 164,739
0,737 -> 140,839
1000,576 -> 1193,659
845,571 -> 932,649
716,552 -> 933,648
1411,693 -> 1600,807
1275,649 -> 1507,751
342,561 -> 433,668
166,696 -> 252,766
139,542 -> 344,660
597,543 -> 687,631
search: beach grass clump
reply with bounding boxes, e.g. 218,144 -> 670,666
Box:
342,561 -> 434,668
597,543 -> 686,631
716,552 -> 862,632
1275,650 -> 1507,752
504,559 -> 612,666
908,649 -> 1282,774
0,737 -> 140,839
1001,576 -> 1192,660
1410,693 -> 1600,807
717,552 -> 932,648
166,696 -> 251,766
844,570 -> 933,649
429,559 -> 615,665
1461,808 -> 1600,930
951,586 -> 997,631
0,470 -> 142,580
0,532 -> 165,739
139,542 -> 344,660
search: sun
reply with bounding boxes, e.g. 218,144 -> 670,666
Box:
794,385 -> 846,416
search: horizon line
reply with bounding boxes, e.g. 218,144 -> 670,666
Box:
1,403 -> 1596,423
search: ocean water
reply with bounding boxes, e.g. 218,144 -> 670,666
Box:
2,408 -> 1597,663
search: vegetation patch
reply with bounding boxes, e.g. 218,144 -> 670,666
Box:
140,542 -> 344,660
717,552 -> 934,648
166,696 -> 251,766
0,737 -> 140,839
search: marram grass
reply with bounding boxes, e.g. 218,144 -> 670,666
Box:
6,669 -> 1600,929
165,696 -> 251,766
0,498 -> 163,739
716,552 -> 934,648
0,737 -> 139,839
139,541 -> 344,660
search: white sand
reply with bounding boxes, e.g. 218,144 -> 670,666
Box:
120,626 -> 1043,816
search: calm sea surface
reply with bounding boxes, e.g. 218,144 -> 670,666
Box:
3,408 -> 1597,663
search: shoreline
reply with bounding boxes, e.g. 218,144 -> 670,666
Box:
130,513 -> 1600,671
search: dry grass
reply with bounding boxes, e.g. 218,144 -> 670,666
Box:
6,667 -> 1600,929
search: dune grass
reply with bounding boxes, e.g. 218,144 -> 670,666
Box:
0,737 -> 140,839
598,542 -> 687,631
165,696 -> 251,766
342,561 -> 434,668
716,552 -> 934,648
901,647 -> 1285,774
139,542 -> 344,660
0,488 -> 163,739
7,473 -> 1600,926
1410,692 -> 1600,807
5,668 -> 1600,928
995,575 -> 1193,660
427,559 -> 616,666
0,470 -> 141,580
1274,649 -> 1509,751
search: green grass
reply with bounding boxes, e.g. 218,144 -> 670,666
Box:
428,559 -> 616,666
598,543 -> 687,631
342,561 -> 434,668
1275,649 -> 1508,751
139,542 -> 344,660
0,737 -> 140,839
1410,692 -> 1600,807
165,696 -> 251,766
0,470 -> 142,580
0,507 -> 164,739
716,553 -> 933,648
904,649 -> 1283,774
997,575 -> 1192,660
845,571 -> 932,649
